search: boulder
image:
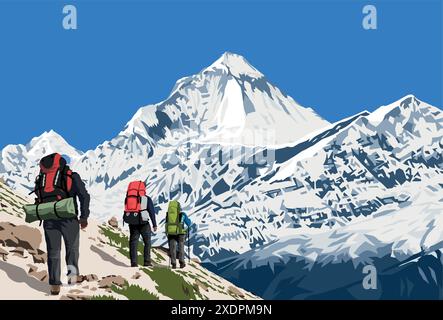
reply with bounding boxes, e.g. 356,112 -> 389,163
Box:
0,247 -> 9,261
131,272 -> 141,280
84,274 -> 99,282
29,269 -> 48,282
0,222 -> 42,251
108,217 -> 119,228
68,275 -> 86,285
10,247 -> 28,258
61,294 -> 92,301
68,289 -> 83,294
98,275 -> 126,289
28,248 -> 47,264
228,285 -> 245,298
27,264 -> 38,273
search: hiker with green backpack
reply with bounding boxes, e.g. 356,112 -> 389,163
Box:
165,201 -> 192,269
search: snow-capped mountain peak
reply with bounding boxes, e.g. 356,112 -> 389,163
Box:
122,52 -> 330,146
26,130 -> 82,159
365,94 -> 434,126
0,130 -> 83,191
206,52 -> 264,78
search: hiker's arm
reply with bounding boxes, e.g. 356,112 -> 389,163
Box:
147,197 -> 157,228
72,173 -> 90,221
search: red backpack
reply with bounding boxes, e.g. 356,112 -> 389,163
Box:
123,181 -> 146,225
33,153 -> 73,204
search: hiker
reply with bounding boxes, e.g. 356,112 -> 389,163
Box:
31,153 -> 90,296
165,201 -> 192,269
123,181 -> 157,267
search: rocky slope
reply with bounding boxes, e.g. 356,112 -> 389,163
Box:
0,180 -> 258,300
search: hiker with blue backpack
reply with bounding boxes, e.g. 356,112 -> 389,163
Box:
165,201 -> 192,269
123,181 -> 157,267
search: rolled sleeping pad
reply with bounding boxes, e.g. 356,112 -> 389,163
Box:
23,197 -> 77,223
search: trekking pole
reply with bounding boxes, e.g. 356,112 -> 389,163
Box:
188,229 -> 190,264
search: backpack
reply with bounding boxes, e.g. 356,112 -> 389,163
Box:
165,200 -> 186,236
123,181 -> 147,225
33,153 -> 73,204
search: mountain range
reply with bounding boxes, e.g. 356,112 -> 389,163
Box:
1,52 -> 442,299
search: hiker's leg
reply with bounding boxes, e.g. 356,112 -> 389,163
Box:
169,236 -> 177,266
129,225 -> 140,265
140,223 -> 152,263
61,218 -> 80,278
178,234 -> 185,265
43,220 -> 62,285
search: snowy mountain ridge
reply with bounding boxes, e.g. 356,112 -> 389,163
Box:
0,53 -> 442,299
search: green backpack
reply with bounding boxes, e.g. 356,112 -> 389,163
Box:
165,201 -> 187,235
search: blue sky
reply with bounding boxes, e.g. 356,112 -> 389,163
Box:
0,0 -> 441,151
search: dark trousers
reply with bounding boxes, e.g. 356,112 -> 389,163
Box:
43,218 -> 80,286
168,235 -> 185,266
129,223 -> 152,265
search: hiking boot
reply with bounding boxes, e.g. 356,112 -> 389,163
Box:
144,261 -> 153,267
171,264 -> 177,269
50,285 -> 61,296
131,262 -> 138,267
180,262 -> 186,269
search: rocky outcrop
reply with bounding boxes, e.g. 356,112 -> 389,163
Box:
98,275 -> 126,289
107,217 -> 119,229
0,222 -> 49,266
0,222 -> 42,251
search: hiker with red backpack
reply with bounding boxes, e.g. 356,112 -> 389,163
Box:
25,153 -> 90,296
123,181 -> 157,267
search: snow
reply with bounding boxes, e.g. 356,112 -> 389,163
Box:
207,52 -> 264,78
214,78 -> 246,135
1,52 -> 442,296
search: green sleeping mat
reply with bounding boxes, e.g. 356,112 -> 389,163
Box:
23,197 -> 77,223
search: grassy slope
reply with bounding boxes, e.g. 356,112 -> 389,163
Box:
97,225 -> 258,300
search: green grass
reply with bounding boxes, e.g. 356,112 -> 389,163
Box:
100,226 -> 207,300
99,226 -> 128,247
143,266 -> 199,300
0,194 -> 24,218
153,249 -> 166,263
99,226 -> 148,265
178,270 -> 226,295
90,295 -> 117,300
111,281 -> 159,300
